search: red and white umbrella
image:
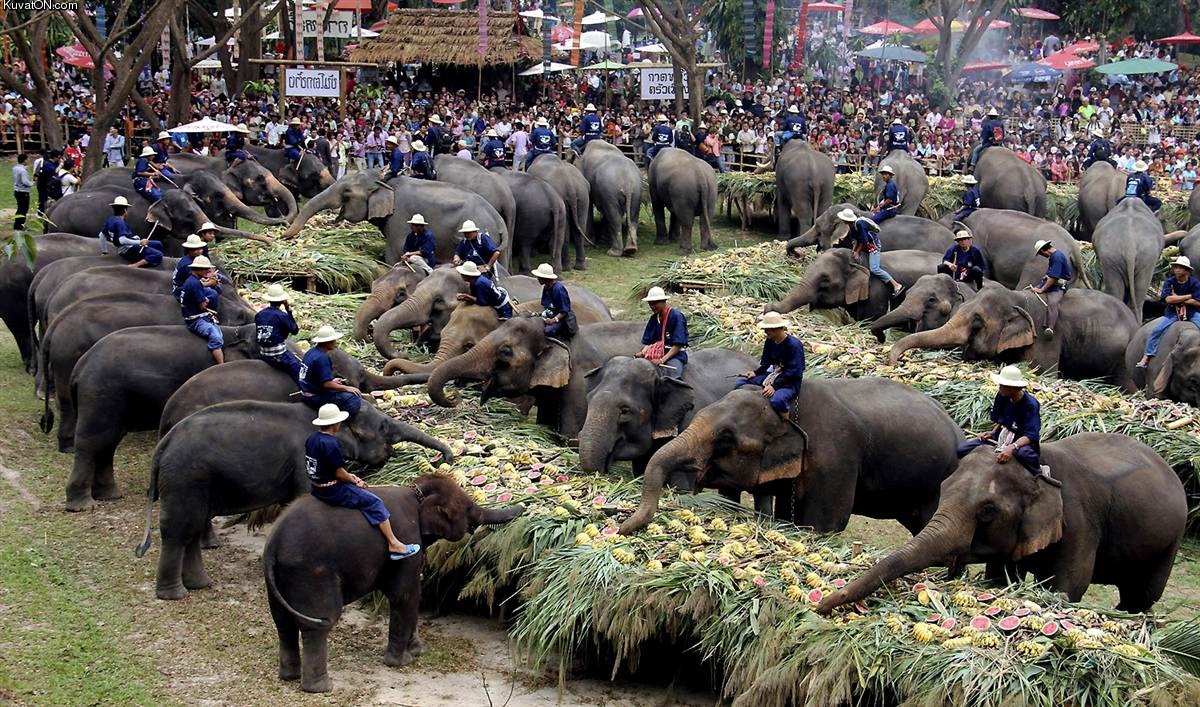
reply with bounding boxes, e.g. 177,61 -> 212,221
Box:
1061,39 -> 1099,54
962,61 -> 1010,72
55,43 -> 103,69
1040,50 -> 1094,70
1014,7 -> 1059,20
1158,31 -> 1200,44
804,1 -> 846,12
858,20 -> 913,36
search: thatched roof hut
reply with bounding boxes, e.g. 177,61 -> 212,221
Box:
350,9 -> 543,66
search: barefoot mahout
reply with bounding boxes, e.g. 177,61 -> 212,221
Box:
263,474 -> 522,693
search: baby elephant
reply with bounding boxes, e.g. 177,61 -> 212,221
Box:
263,474 -> 523,693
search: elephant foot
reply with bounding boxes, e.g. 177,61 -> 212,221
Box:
606,247 -> 624,257
301,675 -> 333,693
654,237 -> 670,246
409,636 -> 426,657
702,242 -> 718,252
155,583 -> 189,601
182,572 -> 212,591
279,663 -> 301,682
201,523 -> 222,549
623,246 -> 638,256
64,494 -> 96,513
383,649 -> 414,668
573,260 -> 587,271
92,484 -> 124,502
57,440 -> 75,454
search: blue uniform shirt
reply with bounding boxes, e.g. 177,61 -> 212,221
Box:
255,305 -> 299,348
387,146 -> 405,177
531,127 -> 556,151
850,217 -> 882,252
225,133 -> 245,150
425,126 -> 445,151
990,391 -> 1041,451
283,126 -> 305,149
482,138 -> 506,164
299,347 -> 335,395
410,150 -> 432,179
783,114 -> 806,136
470,274 -> 509,310
402,228 -> 437,267
886,124 -> 911,151
151,142 -> 171,164
963,186 -> 981,209
540,281 -> 571,317
1160,276 -> 1200,321
173,255 -> 195,294
1041,250 -> 1072,292
581,113 -> 602,138
102,215 -> 136,247
879,180 -> 900,206
754,334 -> 806,390
941,244 -> 986,278
180,275 -> 219,318
133,156 -> 154,179
1086,138 -> 1112,161
1126,173 -> 1153,198
473,117 -> 487,136
641,308 -> 689,365
455,234 -> 499,266
981,118 -> 1004,143
650,124 -> 673,146
305,431 -> 345,485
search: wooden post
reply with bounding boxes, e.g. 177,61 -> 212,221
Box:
340,68 -> 347,122
279,71 -> 287,118
477,61 -> 483,101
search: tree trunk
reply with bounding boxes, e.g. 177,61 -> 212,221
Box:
169,15 -> 194,127
671,63 -> 684,118
686,44 -> 703,126
0,16 -> 63,150
237,3 -> 264,87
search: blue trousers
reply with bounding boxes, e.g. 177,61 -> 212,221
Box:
285,146 -> 303,161
135,183 -> 163,202
867,251 -> 894,284
261,350 -> 302,382
1119,194 -> 1162,213
953,207 -> 976,222
659,358 -> 684,379
311,483 -> 390,525
871,207 -> 897,225
186,316 -> 224,350
225,149 -> 250,164
525,150 -> 550,169
120,241 -> 164,267
957,438 -> 1040,475
736,374 -> 799,414
301,389 -> 363,416
544,321 -> 566,338
1145,315 -> 1200,357
645,144 -> 668,161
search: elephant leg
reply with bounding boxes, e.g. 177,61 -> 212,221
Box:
652,199 -> 669,245
92,449 -> 123,502
1115,551 -> 1175,613
667,469 -> 695,492
984,560 -> 1020,585
752,491 -> 773,517
201,521 -> 222,549
181,538 -> 212,591
791,462 -> 857,532
55,388 -> 76,454
674,209 -> 696,254
775,190 -> 793,240
270,596 -> 302,681
300,628 -> 333,693
383,565 -> 422,667
1045,537 -> 1098,603
718,488 -> 740,504
155,541 -> 190,600
64,450 -> 98,512
624,203 -> 639,255
518,236 -> 533,275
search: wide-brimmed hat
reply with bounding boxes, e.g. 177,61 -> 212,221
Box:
531,263 -> 557,280
410,140 -> 426,152
1133,160 -> 1149,172
960,174 -> 977,184
459,219 -> 479,233
289,117 -> 302,125
954,230 -> 973,241
585,103 -> 596,111
181,234 -> 207,250
836,208 -> 857,222
236,123 -> 249,133
991,365 -> 1029,388
386,135 -> 398,145
892,117 -> 903,125
157,131 -> 172,140
1091,128 -> 1105,137
485,129 -> 498,137
188,255 -> 214,270
987,108 -> 1000,117
262,283 -> 291,302
1172,255 -> 1193,271
110,195 -> 131,207
312,403 -> 349,427
656,114 -> 668,122
642,286 -> 670,302
536,117 -> 549,127
787,105 -> 799,114
456,261 -> 482,277
758,311 -> 789,330
429,114 -> 443,125
139,146 -> 157,157
408,213 -> 428,225
198,221 -> 218,234
311,324 -> 344,343
1034,239 -> 1053,254
879,164 -> 895,175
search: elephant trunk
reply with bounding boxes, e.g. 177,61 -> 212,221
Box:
427,341 -> 496,408
766,277 -> 817,314
477,505 -> 525,525
817,505 -> 974,614
227,192 -> 288,226
888,315 -> 969,363
266,174 -> 299,222
578,403 -> 619,474
870,299 -> 924,337
619,422 -> 712,535
363,369 -> 429,391
281,182 -> 341,239
353,293 -> 392,341
786,226 -> 818,255
384,416 -> 453,462
215,224 -> 273,245
383,358 -> 435,376
372,291 -> 436,359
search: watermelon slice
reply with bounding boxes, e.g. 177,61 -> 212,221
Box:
522,486 -> 537,494
471,475 -> 488,486
465,430 -> 477,439
528,470 -> 542,480
976,593 -> 995,602
1014,608 -> 1031,617
913,582 -> 927,592
483,483 -> 497,492
807,589 -> 824,603
940,618 -> 957,631
832,578 -> 847,588
1060,619 -> 1076,631
927,613 -> 942,623
970,616 -> 992,631
1041,621 -> 1060,637
854,601 -> 869,613
983,606 -> 1003,617
496,492 -> 513,503
998,616 -> 1021,631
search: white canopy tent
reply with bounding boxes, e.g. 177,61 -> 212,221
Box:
581,11 -> 620,25
518,61 -> 576,76
170,117 -> 241,133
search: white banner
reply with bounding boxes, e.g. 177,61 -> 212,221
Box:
283,68 -> 341,97
300,10 -> 355,38
639,68 -> 689,100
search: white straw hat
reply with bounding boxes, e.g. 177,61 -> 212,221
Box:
642,286 -> 670,302
788,105 -> 799,113
410,140 -> 426,152
456,262 -> 482,277
758,312 -> 789,330
1034,239 -> 1053,254
181,234 -> 207,250
110,195 -> 131,207
188,255 -> 214,269
237,123 -> 249,133
311,324 -> 343,343
892,117 -> 903,125
536,117 -> 549,127
1091,128 -> 1105,137
289,117 -> 302,125
157,131 -> 171,140
485,129 -> 498,137
139,146 -> 157,157
836,208 -> 857,222
531,263 -> 558,280
262,283 -> 291,302
459,220 -> 479,233
1172,255 -> 1193,271
1133,160 -> 1149,172
656,114 -> 668,122
198,221 -> 218,233
879,164 -> 895,174
312,403 -> 349,426
408,213 -> 428,225
954,230 -> 973,241
987,107 -> 1000,117
991,365 -> 1029,388
585,103 -> 596,111
429,114 -> 443,125
386,135 -> 398,145
960,174 -> 978,184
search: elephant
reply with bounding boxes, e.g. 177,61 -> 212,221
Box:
869,273 -> 978,342
786,203 -> 956,254
619,380 -> 964,536
874,149 -> 927,216
647,147 -> 718,253
974,146 -> 1047,217
63,324 -> 259,511
1077,162 -> 1127,240
0,233 -> 103,370
39,291 -> 257,442
381,294 -> 612,377
889,285 -> 1138,388
765,248 -> 943,321
280,171 -> 510,268
775,141 -> 835,238
81,166 -> 289,228
1172,224 -> 1200,268
526,154 -> 591,269
248,145 -> 336,200
1191,187 -> 1200,228
428,319 -> 644,437
947,209 -> 1085,290
817,434 -> 1186,614
1092,198 -> 1163,321
578,350 -> 755,477
46,186 -> 268,256
137,402 -> 453,601
263,474 -> 522,692
576,139 -> 641,256
488,169 -> 568,274
1125,320 -> 1200,405
433,154 -> 517,238
351,264 -> 430,341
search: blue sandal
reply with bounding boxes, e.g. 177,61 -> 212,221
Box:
389,544 -> 421,560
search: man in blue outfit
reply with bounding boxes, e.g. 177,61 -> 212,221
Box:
957,365 -> 1058,486
299,324 -> 363,416
1031,239 -> 1072,338
571,104 -> 603,155
839,208 -> 904,297
779,105 -> 807,146
1083,128 -> 1115,169
481,129 -> 507,168
635,286 -> 688,379
426,114 -> 448,156
646,114 -> 673,161
151,131 -> 181,180
455,261 -> 513,319
969,107 -> 1005,171
172,234 -> 208,297
1120,159 -> 1161,213
1137,256 -> 1200,369
283,118 -> 306,161
452,220 -> 501,274
306,403 -> 421,561
885,117 -> 912,153
938,230 -> 987,289
532,263 -> 571,338
408,139 -> 433,179
400,213 -> 437,274
953,174 -> 981,222
132,146 -> 164,202
224,124 -> 254,169
383,135 -> 406,179
736,311 -> 805,420
103,195 -> 164,268
255,283 -> 302,381
527,117 -> 556,169
179,255 -> 225,364
872,164 -> 901,225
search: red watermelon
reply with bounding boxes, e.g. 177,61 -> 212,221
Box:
807,589 -> 823,603
913,583 -> 927,592
940,618 -> 957,631
1041,621 -> 1060,637
1014,608 -> 1031,617
854,601 -> 869,613
832,578 -> 847,588
970,616 -> 992,631
976,593 -> 995,602
927,613 -> 942,623
1060,619 -> 1076,631
983,606 -> 1003,617
998,616 -> 1021,631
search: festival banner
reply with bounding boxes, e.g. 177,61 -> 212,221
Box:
571,0 -> 584,65
762,0 -> 774,70
478,0 -> 488,57
795,0 -> 809,71
742,0 -> 756,58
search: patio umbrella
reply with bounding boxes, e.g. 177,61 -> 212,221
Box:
990,19 -> 1012,29
1094,58 -> 1179,75
582,59 -> 627,70
627,7 -> 642,17
55,43 -> 111,70
804,1 -> 845,12
859,20 -> 913,35
1157,31 -> 1200,45
551,24 -> 574,42
1014,7 -> 1059,20
1040,50 -> 1094,70
170,117 -> 241,133
518,61 -> 576,76
856,45 -> 928,62
518,8 -> 545,19
638,42 -> 668,53
962,61 -> 1010,72
1007,62 -> 1062,82
581,10 -> 619,25
1061,39 -> 1099,54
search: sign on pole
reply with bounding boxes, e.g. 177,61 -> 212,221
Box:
639,67 -> 689,100
283,68 -> 342,97
301,10 -> 356,38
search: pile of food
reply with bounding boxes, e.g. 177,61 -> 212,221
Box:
215,215 -> 386,292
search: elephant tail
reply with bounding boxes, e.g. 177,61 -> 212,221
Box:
264,540 -> 331,628
135,430 -> 174,558
38,336 -> 53,434
1124,246 -> 1138,312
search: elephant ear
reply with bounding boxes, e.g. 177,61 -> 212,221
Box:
828,222 -> 851,250
757,419 -> 808,484
583,365 -> 604,392
844,262 -> 871,306
529,340 -> 571,389
1013,480 -> 1063,561
146,200 -> 174,230
417,485 -> 470,541
367,182 -> 395,220
997,306 -> 1036,353
1151,349 -> 1176,398
652,377 -> 695,438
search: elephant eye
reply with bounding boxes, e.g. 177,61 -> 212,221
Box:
497,345 -> 514,360
977,502 -> 998,523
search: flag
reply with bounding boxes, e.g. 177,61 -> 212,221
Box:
743,0 -> 756,57
762,0 -> 774,70
794,0 -> 809,71
478,0 -> 488,57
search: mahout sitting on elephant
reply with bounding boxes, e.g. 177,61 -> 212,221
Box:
765,248 -> 941,322
1126,320 -> 1200,406
786,202 -> 954,255
869,274 -> 977,342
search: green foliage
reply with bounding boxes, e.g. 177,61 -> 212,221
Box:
1,231 -> 37,269
1060,0 -> 1187,38
704,0 -> 787,73
241,80 -> 274,98
928,74 -> 952,110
